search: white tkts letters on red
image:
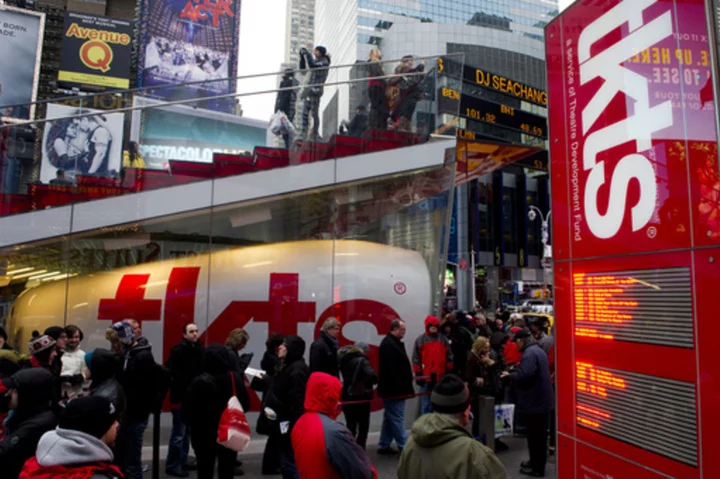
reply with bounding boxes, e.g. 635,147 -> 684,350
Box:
578,0 -> 673,239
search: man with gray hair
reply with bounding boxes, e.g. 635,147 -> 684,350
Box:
309,318 -> 341,377
398,374 -> 507,479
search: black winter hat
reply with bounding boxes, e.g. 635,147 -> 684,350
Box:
43,326 -> 65,341
59,396 -> 118,439
315,45 -> 327,56
431,374 -> 470,414
513,329 -> 532,342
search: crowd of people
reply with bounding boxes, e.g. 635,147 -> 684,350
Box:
0,305 -> 553,479
273,45 -> 430,147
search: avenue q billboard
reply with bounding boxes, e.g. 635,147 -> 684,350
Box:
58,12 -> 134,90
546,0 -> 720,478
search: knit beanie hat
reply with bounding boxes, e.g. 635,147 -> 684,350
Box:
315,45 -> 327,56
355,341 -> 369,354
111,322 -> 135,346
59,396 -> 117,439
431,374 -> 470,414
43,326 -> 65,341
29,335 -> 56,355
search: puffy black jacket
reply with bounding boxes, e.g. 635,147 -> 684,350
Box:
339,347 -> 377,401
377,333 -> 414,399
300,51 -> 330,97
0,369 -> 57,479
88,349 -> 127,423
266,336 -> 309,427
166,339 -> 204,405
309,332 -> 339,378
260,350 -> 280,376
508,341 -> 554,414
182,344 -> 250,443
118,341 -> 157,422
275,75 -> 299,120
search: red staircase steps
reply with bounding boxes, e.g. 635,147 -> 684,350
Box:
289,140 -> 331,165
214,153 -> 256,177
363,129 -> 425,153
123,168 -> 178,192
168,160 -> 217,179
28,184 -> 75,210
327,135 -> 364,158
253,148 -> 290,170
0,194 -> 32,215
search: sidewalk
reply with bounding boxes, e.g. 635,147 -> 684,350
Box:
144,433 -> 557,478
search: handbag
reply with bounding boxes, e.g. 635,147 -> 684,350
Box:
217,373 -> 252,452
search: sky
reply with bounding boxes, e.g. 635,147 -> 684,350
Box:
558,0 -> 574,11
237,0 -> 288,120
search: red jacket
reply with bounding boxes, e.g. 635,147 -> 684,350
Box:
503,327 -> 523,366
412,316 -> 453,378
20,456 -> 123,479
291,372 -> 377,479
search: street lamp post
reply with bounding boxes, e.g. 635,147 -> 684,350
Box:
528,205 -> 552,301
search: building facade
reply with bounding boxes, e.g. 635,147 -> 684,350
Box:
284,0 -> 316,69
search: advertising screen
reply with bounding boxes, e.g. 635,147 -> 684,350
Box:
0,6 -> 44,122
58,12 -> 134,90
136,0 -> 241,113
546,0 -> 720,477
131,97 -> 265,169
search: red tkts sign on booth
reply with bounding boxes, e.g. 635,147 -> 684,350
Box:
546,0 -> 720,477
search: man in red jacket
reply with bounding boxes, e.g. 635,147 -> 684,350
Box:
412,315 -> 453,415
291,372 -> 377,479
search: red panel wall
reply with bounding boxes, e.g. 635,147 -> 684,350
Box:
546,0 -> 720,476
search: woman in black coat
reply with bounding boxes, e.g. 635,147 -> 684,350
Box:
339,341 -> 377,449
183,344 -> 250,479
258,333 -> 284,475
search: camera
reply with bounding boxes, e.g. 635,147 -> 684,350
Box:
299,47 -> 309,55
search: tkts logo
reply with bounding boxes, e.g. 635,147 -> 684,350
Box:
577,0 -> 674,239
180,0 -> 235,28
65,22 -> 131,72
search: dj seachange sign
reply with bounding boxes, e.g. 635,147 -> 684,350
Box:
58,12 -> 133,90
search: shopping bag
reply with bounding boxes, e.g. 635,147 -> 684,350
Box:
217,373 -> 252,452
270,111 -> 289,136
494,403 -> 515,438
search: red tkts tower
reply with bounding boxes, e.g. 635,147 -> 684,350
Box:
546,0 -> 720,477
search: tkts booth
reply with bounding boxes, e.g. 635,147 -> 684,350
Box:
546,0 -> 720,478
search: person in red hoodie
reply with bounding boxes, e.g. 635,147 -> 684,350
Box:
412,316 -> 453,415
291,372 -> 377,479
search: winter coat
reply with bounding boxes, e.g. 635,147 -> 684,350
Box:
398,413 -> 507,479
260,350 -> 280,376
309,331 -> 339,378
367,60 -> 385,88
377,333 -> 413,399
0,369 -> 58,479
535,332 -> 554,355
346,112 -> 368,137
225,344 -> 253,377
118,341 -> 157,422
291,372 -> 377,479
166,339 -> 204,405
300,51 -> 330,98
275,76 -> 299,120
447,323 -> 473,380
412,316 -> 453,380
19,428 -> 122,479
182,344 -> 250,444
338,346 -> 377,402
88,349 -> 126,423
508,341 -> 554,414
265,336 -> 309,428
60,348 -> 89,401
465,353 -> 495,399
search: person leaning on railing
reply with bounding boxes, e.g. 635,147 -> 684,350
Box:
122,141 -> 146,169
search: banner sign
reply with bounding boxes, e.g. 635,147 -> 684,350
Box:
40,103 -> 124,183
59,12 -> 134,90
136,0 -> 241,113
0,6 -> 45,122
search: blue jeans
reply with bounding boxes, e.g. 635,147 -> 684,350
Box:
166,409 -> 189,472
379,399 -> 407,450
279,434 -> 298,479
419,383 -> 434,415
124,418 -> 148,479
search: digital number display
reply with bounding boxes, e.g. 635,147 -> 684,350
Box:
438,88 -> 548,138
575,362 -> 698,467
573,268 -> 693,348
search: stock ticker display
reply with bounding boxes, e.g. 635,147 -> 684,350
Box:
573,268 -> 693,348
575,363 -> 698,467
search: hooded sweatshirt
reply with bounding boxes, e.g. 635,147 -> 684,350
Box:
0,369 -> 57,479
412,316 -> 453,379
291,372 -> 377,479
19,428 -> 122,479
398,414 -> 507,479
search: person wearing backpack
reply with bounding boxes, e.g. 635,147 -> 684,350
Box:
182,344 -> 250,479
338,341 -> 377,449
